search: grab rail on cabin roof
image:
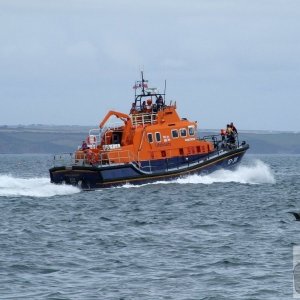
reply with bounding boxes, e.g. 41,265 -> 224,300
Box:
131,113 -> 158,127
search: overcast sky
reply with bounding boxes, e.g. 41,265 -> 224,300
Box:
0,0 -> 300,131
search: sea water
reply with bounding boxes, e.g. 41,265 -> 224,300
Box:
0,154 -> 299,299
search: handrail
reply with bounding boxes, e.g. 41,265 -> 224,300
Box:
87,128 -> 101,148
53,149 -> 138,168
53,153 -> 74,167
202,133 -> 240,150
131,112 -> 158,127
99,149 -> 138,166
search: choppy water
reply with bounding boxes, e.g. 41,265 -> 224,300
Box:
0,154 -> 299,299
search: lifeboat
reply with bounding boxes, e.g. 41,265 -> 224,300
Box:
49,72 -> 249,189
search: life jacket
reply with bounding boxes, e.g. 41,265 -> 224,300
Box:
226,127 -> 233,135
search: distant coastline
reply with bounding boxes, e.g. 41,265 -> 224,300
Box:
1,125 -> 300,154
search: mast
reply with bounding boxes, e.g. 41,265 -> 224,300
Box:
164,79 -> 167,104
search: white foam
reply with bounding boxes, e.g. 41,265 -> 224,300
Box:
120,159 -> 275,188
176,159 -> 275,185
0,175 -> 80,197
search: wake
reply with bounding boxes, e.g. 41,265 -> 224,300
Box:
0,175 -> 80,197
1,160 -> 273,195
121,159 -> 275,188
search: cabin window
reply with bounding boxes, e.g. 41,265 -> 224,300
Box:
161,150 -> 166,157
147,133 -> 153,143
180,128 -> 187,137
171,129 -> 179,139
188,126 -> 195,136
155,132 -> 161,142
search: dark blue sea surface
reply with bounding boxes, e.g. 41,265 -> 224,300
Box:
0,154 -> 299,299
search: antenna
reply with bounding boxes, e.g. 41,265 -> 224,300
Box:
141,70 -> 145,95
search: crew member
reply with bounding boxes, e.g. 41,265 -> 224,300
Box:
81,140 -> 89,150
156,95 -> 164,111
130,102 -> 137,114
142,100 -> 147,111
220,129 -> 226,141
146,99 -> 152,111
226,124 -> 235,144
230,122 -> 238,134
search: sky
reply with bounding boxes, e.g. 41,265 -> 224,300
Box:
0,0 -> 300,131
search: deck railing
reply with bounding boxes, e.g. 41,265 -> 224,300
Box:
202,133 -> 240,151
53,149 -> 138,168
53,153 -> 74,167
98,149 -> 138,166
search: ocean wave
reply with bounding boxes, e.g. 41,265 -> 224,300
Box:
0,175 -> 80,197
